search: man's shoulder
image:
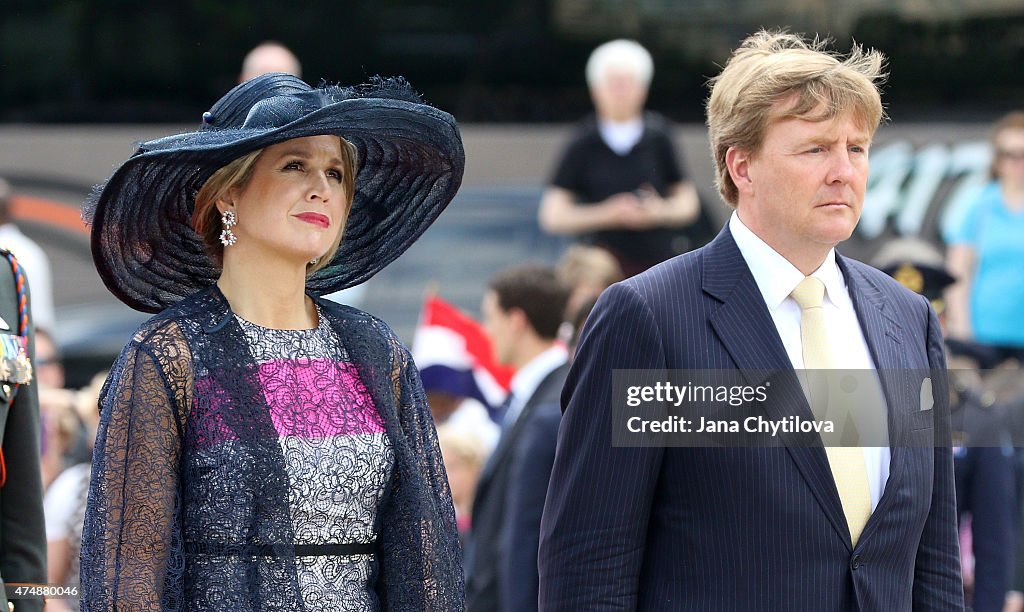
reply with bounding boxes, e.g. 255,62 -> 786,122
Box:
0,241 -> 32,286
620,246 -> 706,294
842,255 -> 914,295
518,398 -> 562,444
641,111 -> 673,138
0,247 -> 13,287
564,115 -> 602,146
585,248 -> 709,327
841,255 -> 930,314
531,362 -> 569,404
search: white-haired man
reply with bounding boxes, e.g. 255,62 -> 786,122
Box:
539,39 -> 699,277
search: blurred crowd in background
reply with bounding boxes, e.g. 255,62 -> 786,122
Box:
3,25 -> 1024,611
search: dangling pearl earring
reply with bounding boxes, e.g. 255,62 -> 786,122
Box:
219,210 -> 237,246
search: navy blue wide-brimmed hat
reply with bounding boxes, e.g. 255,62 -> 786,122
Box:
85,73 -> 465,313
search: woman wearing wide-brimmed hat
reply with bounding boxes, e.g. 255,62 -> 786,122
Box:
80,73 -> 465,611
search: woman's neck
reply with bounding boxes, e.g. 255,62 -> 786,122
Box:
217,252 -> 316,329
1003,181 -> 1024,210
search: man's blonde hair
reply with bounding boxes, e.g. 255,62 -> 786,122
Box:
706,30 -> 887,207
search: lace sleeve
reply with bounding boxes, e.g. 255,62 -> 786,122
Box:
377,334 -> 464,611
81,326 -> 190,611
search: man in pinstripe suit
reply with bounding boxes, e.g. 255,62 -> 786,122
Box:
538,30 -> 965,611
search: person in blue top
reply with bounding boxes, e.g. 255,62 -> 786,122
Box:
945,111 -> 1024,366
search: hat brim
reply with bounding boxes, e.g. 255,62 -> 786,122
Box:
89,96 -> 464,313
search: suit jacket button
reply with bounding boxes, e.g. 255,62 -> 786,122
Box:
851,553 -> 862,570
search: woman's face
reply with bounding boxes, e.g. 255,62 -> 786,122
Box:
995,127 -> 1024,188
222,135 -> 349,266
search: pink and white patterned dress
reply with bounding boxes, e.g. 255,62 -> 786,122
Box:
188,305 -> 394,611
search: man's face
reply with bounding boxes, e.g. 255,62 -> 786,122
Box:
733,109 -> 872,267
590,66 -> 648,122
482,290 -> 514,366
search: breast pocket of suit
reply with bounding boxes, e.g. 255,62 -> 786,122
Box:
904,408 -> 938,449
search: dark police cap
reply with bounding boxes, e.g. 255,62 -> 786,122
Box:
871,237 -> 956,305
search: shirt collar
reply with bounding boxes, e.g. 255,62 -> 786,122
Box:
729,212 -> 847,310
598,117 -> 644,155
510,344 -> 568,404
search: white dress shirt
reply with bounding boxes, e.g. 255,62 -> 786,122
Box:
503,344 -> 569,430
729,213 -> 890,511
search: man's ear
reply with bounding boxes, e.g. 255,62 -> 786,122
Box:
725,147 -> 754,197
508,307 -> 530,335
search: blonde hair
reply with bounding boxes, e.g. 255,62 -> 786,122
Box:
436,425 -> 487,473
556,245 -> 623,292
706,30 -> 887,207
192,137 -> 358,274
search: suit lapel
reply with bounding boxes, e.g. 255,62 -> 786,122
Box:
703,228 -> 792,380
837,255 -> 911,540
478,363 -> 568,487
704,227 -> 853,548
837,255 -> 903,375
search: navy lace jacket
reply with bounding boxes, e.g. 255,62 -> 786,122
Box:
81,286 -> 464,611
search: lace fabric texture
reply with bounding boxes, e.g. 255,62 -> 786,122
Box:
81,287 -> 463,611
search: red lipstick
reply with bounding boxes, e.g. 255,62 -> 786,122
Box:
295,212 -> 330,228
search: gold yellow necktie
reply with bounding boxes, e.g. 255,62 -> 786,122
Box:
790,277 -> 872,546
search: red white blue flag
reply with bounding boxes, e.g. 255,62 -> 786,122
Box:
412,295 -> 513,420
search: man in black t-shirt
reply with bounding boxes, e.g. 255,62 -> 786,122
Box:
539,39 -> 700,277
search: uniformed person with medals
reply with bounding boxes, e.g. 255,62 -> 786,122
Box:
0,247 -> 45,612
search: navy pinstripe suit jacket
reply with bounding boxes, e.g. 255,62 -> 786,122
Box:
538,226 -> 965,611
